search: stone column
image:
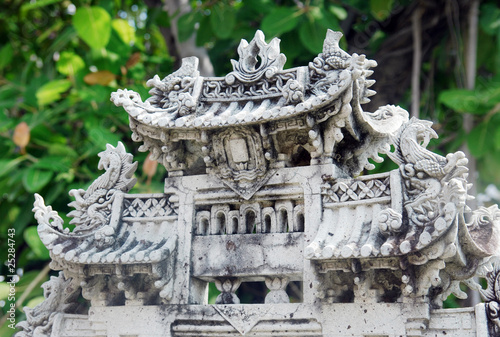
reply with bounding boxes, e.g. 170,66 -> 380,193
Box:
265,277 -> 289,304
214,278 -> 241,304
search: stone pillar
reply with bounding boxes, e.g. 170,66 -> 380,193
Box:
214,278 -> 241,304
265,277 -> 289,304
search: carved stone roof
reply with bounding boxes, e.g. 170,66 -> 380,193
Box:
111,30 -> 385,131
33,144 -> 178,269
36,193 -> 177,267
111,29 -> 409,180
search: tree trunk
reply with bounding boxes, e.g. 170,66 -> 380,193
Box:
144,0 -> 214,77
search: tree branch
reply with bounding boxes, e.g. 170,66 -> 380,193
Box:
411,7 -> 423,118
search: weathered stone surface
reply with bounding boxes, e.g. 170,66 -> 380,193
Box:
17,29 -> 500,336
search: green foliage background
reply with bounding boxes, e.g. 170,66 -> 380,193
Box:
1,0 -> 500,335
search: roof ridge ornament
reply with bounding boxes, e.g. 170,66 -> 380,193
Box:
225,30 -> 286,85
67,142 -> 138,233
322,30 -> 351,68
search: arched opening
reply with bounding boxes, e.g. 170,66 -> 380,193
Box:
290,145 -> 311,167
296,213 -> 305,232
216,212 -> 226,235
229,217 -> 238,235
246,210 -> 256,234
279,209 -> 288,233
264,214 -> 272,233
199,218 -> 209,235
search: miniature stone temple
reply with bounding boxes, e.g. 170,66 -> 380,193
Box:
17,30 -> 500,336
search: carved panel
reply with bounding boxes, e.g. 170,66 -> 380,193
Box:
194,200 -> 304,236
208,127 -> 274,199
171,319 -> 322,337
322,175 -> 391,204
122,195 -> 177,219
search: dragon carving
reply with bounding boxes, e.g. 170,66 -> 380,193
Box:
387,117 -> 469,250
68,142 -> 138,233
481,261 -> 500,335
145,57 -> 200,117
16,272 -> 85,337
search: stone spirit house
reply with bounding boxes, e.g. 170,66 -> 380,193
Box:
17,30 -> 500,336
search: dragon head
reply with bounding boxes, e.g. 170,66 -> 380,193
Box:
98,143 -> 124,171
404,117 -> 438,148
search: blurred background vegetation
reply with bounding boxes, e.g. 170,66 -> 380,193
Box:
1,0 -> 500,335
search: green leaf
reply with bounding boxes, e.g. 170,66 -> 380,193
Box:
329,5 -> 348,21
0,320 -> 17,337
32,156 -> 71,173
299,19 -> 328,54
78,85 -> 112,103
0,157 -> 25,179
0,84 -> 18,111
439,86 -> 500,114
73,7 -> 112,49
0,43 -> 14,71
56,51 -> 85,76
48,143 -> 78,159
35,79 -> 72,106
45,182 -> 67,205
370,0 -> 394,21
313,6 -> 341,32
90,48 -> 122,74
280,31 -> 305,64
495,127 -> 500,151
106,29 -> 132,56
20,0 -> 63,14
87,125 -> 121,147
244,0 -> 275,14
467,122 -> 495,158
261,7 -> 300,37
14,201 -> 35,233
24,226 -> 50,260
479,150 -> 500,185
22,167 -> 53,193
152,8 -> 171,28
479,3 -> 500,35
439,89 -> 487,114
210,3 -> 236,39
112,19 -> 135,45
177,11 -> 201,42
0,282 -> 10,301
196,15 -> 214,47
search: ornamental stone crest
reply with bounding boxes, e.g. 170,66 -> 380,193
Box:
17,30 -> 500,337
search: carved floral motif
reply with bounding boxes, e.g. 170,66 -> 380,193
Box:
123,196 -> 176,218
322,176 -> 391,204
225,30 -> 286,85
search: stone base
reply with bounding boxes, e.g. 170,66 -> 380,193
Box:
50,303 -> 487,337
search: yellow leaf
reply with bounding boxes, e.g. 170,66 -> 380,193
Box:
13,122 -> 30,154
84,70 -> 116,86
